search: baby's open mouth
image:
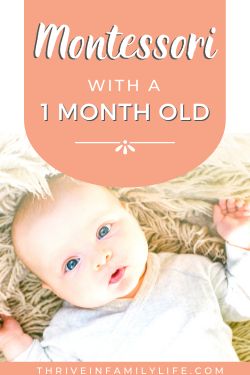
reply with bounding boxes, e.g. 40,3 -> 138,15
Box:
109,267 -> 126,284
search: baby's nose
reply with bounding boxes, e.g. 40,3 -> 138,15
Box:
94,249 -> 113,271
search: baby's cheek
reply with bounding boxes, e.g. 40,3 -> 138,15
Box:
119,217 -> 138,236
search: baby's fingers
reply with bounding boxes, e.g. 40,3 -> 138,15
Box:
235,199 -> 250,212
0,315 -> 18,330
242,201 -> 250,210
0,314 -> 8,327
213,204 -> 224,224
235,199 -> 245,209
219,198 -> 237,214
226,198 -> 237,213
219,198 -> 250,214
219,199 -> 227,214
233,210 -> 250,218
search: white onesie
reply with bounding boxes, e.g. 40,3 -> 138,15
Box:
14,244 -> 250,362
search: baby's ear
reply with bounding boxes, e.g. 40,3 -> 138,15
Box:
41,282 -> 52,291
120,200 -> 129,210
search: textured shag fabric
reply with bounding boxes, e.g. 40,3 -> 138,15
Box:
0,134 -> 250,361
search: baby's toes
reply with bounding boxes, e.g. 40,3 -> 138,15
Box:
226,198 -> 237,213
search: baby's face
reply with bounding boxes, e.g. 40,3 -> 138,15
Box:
13,180 -> 148,308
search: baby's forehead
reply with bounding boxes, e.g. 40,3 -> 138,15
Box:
48,179 -> 117,211
21,179 -> 117,221
12,178 -> 119,262
50,176 -> 113,199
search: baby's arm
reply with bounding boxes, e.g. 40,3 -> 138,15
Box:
0,315 -> 51,361
211,198 -> 250,321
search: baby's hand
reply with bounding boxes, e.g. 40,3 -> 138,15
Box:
0,315 -> 33,361
213,198 -> 250,250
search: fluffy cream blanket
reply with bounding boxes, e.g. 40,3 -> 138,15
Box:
0,135 -> 250,361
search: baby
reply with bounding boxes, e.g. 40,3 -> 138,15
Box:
0,175 -> 250,361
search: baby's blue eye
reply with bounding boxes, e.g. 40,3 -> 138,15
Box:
97,224 -> 111,239
65,258 -> 80,272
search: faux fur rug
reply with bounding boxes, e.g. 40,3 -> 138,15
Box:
0,134 -> 250,361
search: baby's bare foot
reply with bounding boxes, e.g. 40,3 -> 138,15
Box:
213,198 -> 250,250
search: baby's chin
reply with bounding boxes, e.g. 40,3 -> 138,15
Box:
64,287 -> 134,309
69,298 -> 116,309
62,290 -> 119,309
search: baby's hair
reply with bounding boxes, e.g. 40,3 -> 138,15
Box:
11,174 -> 64,258
13,174 -> 80,221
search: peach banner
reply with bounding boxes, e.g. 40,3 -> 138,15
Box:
25,0 -> 225,186
0,362 -> 250,375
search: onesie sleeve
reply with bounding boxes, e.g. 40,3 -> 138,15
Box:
210,243 -> 250,322
12,338 -> 79,362
12,303 -> 90,361
12,340 -> 52,362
